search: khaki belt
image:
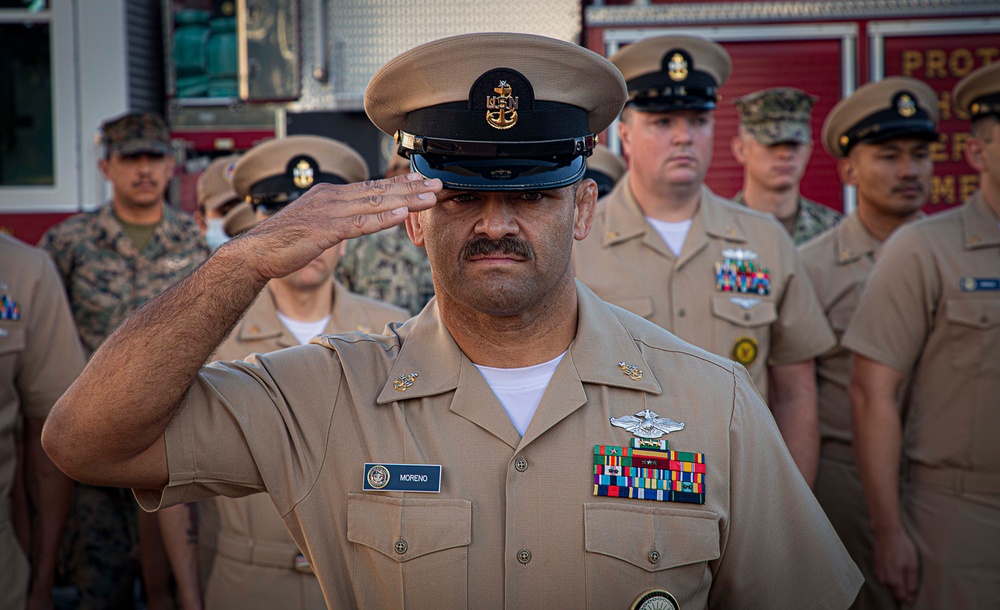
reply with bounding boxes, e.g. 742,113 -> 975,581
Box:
906,463 -> 1000,496
216,531 -> 313,573
820,441 -> 855,463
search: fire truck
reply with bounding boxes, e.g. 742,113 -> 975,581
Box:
1,0 -> 997,244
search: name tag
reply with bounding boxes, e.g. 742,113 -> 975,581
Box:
363,463 -> 442,493
960,277 -> 1000,292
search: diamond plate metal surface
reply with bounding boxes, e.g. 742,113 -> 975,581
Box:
293,0 -> 582,112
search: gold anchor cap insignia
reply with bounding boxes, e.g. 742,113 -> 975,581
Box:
486,80 -> 518,130
392,372 -> 418,392
896,93 -> 916,117
667,52 -> 688,82
610,409 -> 685,439
291,157 -> 316,189
618,361 -> 643,381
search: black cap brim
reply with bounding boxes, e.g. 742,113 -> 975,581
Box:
411,154 -> 585,191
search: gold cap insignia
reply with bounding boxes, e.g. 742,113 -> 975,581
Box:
732,336 -> 758,366
292,158 -> 316,189
667,53 -> 688,82
392,372 -> 419,392
486,80 -> 519,130
897,93 -> 917,117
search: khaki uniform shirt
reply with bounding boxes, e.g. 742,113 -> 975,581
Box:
843,191 -> 1000,478
733,192 -> 842,245
0,234 -> 86,607
206,281 -> 407,610
138,283 -> 861,609
798,211 -> 884,446
39,203 -> 209,356
574,179 -> 835,396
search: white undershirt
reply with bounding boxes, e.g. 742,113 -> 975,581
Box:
646,216 -> 692,257
474,352 -> 566,436
277,312 -> 331,346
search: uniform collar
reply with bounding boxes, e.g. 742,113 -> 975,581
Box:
602,178 -> 747,246
962,190 -> 1000,249
238,280 -> 354,349
834,210 -> 882,264
95,202 -> 189,257
377,281 -> 662,404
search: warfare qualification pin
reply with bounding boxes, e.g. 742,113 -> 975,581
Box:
611,409 -> 685,439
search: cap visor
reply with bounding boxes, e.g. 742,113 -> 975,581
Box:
111,140 -> 171,157
412,154 -> 585,191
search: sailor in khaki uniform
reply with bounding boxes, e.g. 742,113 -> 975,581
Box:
0,234 -> 84,608
800,76 -> 939,610
43,33 -> 862,609
206,136 -> 408,610
843,62 -> 1000,608
574,35 -> 834,486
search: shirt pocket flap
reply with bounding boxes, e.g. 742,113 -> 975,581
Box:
347,493 -> 472,563
584,503 -> 719,572
946,298 -> 1000,330
606,296 -> 654,319
0,326 -> 25,356
711,295 -> 778,328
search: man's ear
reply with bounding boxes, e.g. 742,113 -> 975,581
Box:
730,136 -> 748,165
617,119 -> 632,159
573,179 -> 598,241
406,211 -> 425,247
837,156 -> 858,187
964,135 -> 987,174
98,158 -> 111,180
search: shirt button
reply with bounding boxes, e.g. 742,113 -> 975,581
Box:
515,457 -> 528,472
517,549 -> 532,564
743,312 -> 751,321
678,308 -> 686,317
648,549 -> 661,564
394,539 -> 408,555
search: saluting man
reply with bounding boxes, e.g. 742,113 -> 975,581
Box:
844,62 -> 1000,608
42,33 -> 860,609
731,87 -> 841,244
574,35 -> 835,486
800,76 -> 939,610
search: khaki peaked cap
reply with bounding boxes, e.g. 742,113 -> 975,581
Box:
222,201 -> 257,237
230,135 -> 369,202
364,33 -> 626,138
953,61 -> 1000,121
821,76 -> 939,158
610,35 -> 731,111
197,154 -> 240,211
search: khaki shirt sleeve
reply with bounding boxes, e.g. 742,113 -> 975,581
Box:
842,225 -> 934,374
135,344 -> 343,514
712,365 -> 862,608
769,230 -> 836,366
19,253 -> 86,419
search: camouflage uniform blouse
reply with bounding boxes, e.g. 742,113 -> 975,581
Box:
733,192 -> 841,245
335,224 -> 434,317
39,204 -> 209,357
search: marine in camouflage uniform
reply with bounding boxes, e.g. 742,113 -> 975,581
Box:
39,112 -> 209,609
731,87 -> 841,245
334,220 -> 434,317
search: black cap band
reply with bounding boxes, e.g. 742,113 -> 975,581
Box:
969,94 -> 1000,120
249,172 -> 348,213
839,94 -> 937,155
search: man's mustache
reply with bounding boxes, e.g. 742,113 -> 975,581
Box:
461,237 -> 534,261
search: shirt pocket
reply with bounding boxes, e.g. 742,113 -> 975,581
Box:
584,503 -> 719,608
945,297 -> 1000,375
347,492 -> 471,609
710,295 -> 777,367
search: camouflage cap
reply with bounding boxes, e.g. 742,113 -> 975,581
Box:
100,112 -> 172,157
735,88 -> 818,145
